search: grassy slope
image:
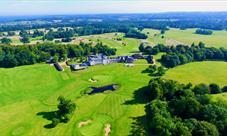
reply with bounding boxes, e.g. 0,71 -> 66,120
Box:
165,28 -> 227,48
0,61 -> 151,136
164,61 -> 227,87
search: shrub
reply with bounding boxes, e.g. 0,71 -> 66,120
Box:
209,83 -> 221,94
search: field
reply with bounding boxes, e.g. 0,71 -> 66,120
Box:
164,61 -> 227,87
143,28 -> 227,48
2,28 -> 227,49
80,33 -> 141,56
0,61 -> 151,136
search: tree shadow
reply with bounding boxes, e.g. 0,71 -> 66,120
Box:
129,51 -> 140,54
129,116 -> 147,136
123,86 -> 152,135
124,86 -> 150,105
36,111 -> 59,129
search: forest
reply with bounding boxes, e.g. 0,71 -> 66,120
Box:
144,78 -> 227,136
0,42 -> 116,68
139,43 -> 227,68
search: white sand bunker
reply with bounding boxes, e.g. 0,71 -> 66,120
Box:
88,78 -> 97,83
104,124 -> 111,136
78,120 -> 92,128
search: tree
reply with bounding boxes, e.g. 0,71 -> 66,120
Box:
57,96 -> 76,122
193,83 -> 209,95
195,29 -> 213,35
160,29 -> 165,34
156,66 -> 165,76
20,36 -> 30,44
192,121 -> 219,136
171,97 -> 201,118
209,83 -> 221,94
139,43 -> 145,52
7,31 -> 15,36
222,86 -> 227,92
1,38 -> 12,44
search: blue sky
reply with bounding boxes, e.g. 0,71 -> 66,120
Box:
0,0 -> 227,16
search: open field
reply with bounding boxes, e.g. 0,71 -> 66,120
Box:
81,33 -> 141,55
2,28 -> 227,49
143,28 -> 227,48
164,61 -> 227,87
0,60 -> 151,136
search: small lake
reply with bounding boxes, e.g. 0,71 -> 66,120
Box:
88,84 -> 119,95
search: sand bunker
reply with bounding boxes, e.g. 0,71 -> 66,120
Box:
104,124 -> 111,136
78,120 -> 92,128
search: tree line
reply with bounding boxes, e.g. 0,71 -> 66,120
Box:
144,78 -> 227,136
139,42 -> 227,68
195,29 -> 213,35
1,13 -> 227,32
0,42 -> 116,68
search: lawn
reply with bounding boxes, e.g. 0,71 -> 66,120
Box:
0,61 -> 151,136
164,61 -> 227,87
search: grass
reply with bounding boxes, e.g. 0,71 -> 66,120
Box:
164,61 -> 227,87
165,28 -> 227,48
143,28 -> 227,48
0,61 -> 151,136
3,28 -> 227,49
82,33 -> 141,55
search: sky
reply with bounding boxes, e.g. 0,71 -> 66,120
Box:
0,0 -> 227,16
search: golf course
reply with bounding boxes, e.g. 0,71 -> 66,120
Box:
1,28 -> 227,136
0,61 -> 151,136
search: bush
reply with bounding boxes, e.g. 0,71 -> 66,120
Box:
193,84 -> 209,95
209,83 -> 221,94
222,86 -> 227,92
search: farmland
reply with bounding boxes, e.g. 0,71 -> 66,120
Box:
143,28 -> 227,48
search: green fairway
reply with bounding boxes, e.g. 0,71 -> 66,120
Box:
164,61 -> 227,87
143,28 -> 227,48
0,61 -> 151,136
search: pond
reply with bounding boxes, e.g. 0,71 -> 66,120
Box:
88,84 -> 119,95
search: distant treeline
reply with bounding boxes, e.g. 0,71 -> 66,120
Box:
43,27 -> 147,40
0,42 -> 116,68
1,13 -> 227,32
139,42 -> 227,68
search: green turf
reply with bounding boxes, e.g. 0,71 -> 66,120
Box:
0,61 -> 151,136
164,61 -> 227,87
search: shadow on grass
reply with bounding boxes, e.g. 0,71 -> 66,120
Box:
36,111 -> 58,129
123,86 -> 152,135
124,86 -> 150,105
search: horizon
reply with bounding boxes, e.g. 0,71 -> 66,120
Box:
1,0 -> 227,16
